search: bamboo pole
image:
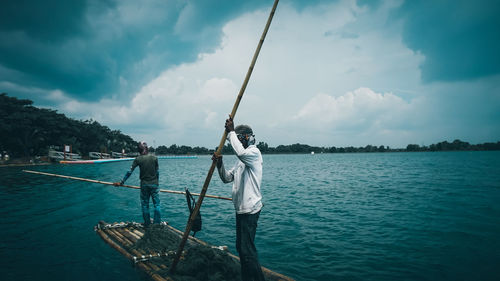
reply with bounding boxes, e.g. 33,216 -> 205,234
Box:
22,169 -> 231,201
122,227 -> 142,242
170,0 -> 280,273
118,228 -> 139,243
108,228 -> 133,246
96,224 -> 169,281
131,228 -> 144,238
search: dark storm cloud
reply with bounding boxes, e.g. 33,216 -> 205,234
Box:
2,0 -> 496,104
0,0 -> 119,100
0,0 -> 275,102
0,0 -> 89,41
392,0 -> 500,82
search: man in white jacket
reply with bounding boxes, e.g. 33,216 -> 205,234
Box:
212,117 -> 265,281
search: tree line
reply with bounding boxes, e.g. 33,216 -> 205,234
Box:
254,140 -> 500,154
152,143 -> 244,155
1,93 -> 499,160
150,139 -> 500,155
0,93 -> 137,159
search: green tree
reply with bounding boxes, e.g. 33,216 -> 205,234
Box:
257,142 -> 269,153
0,93 -> 138,158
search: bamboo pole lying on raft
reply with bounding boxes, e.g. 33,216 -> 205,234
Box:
169,0 -> 280,273
22,170 -> 231,201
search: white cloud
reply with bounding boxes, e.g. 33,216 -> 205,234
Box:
46,0 -> 498,148
288,87 -> 422,146
294,87 -> 410,127
199,78 -> 237,102
53,0 -> 424,147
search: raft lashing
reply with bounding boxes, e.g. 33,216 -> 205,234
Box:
94,221 -> 294,281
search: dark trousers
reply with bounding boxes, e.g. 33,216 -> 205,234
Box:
236,211 -> 265,281
140,183 -> 161,226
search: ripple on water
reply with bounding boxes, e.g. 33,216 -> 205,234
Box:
2,152 -> 500,281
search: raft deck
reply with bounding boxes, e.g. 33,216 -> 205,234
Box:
95,221 -> 294,281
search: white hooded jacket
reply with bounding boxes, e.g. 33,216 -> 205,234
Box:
217,131 -> 263,214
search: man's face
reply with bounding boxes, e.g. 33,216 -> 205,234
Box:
237,134 -> 249,148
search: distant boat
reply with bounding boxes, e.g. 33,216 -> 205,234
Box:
157,155 -> 198,159
88,152 -> 111,159
60,155 -> 198,164
48,149 -> 81,161
60,158 -> 134,164
311,151 -> 315,155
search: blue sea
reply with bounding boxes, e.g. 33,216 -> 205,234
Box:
1,151 -> 499,281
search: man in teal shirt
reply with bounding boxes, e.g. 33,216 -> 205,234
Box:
114,141 -> 160,226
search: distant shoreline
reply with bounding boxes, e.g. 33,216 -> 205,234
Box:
0,162 -> 52,167
2,148 -> 499,168
3,94 -> 499,161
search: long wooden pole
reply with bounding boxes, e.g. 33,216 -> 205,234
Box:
169,0 -> 279,273
22,169 -> 231,201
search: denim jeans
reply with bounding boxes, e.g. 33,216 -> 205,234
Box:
236,211 -> 265,281
140,183 -> 161,226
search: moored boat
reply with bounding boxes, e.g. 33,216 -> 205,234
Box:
60,157 -> 135,164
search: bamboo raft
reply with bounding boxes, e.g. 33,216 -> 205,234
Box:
95,221 -> 294,281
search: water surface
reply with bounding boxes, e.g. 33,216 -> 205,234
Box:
1,151 -> 499,280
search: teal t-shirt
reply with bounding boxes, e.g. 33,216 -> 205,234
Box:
131,154 -> 159,185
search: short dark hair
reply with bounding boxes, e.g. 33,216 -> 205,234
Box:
137,141 -> 148,153
235,125 -> 253,135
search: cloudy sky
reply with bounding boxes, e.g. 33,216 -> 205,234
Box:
1,0 -> 499,148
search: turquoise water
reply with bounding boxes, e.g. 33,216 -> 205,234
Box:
1,151 -> 500,281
